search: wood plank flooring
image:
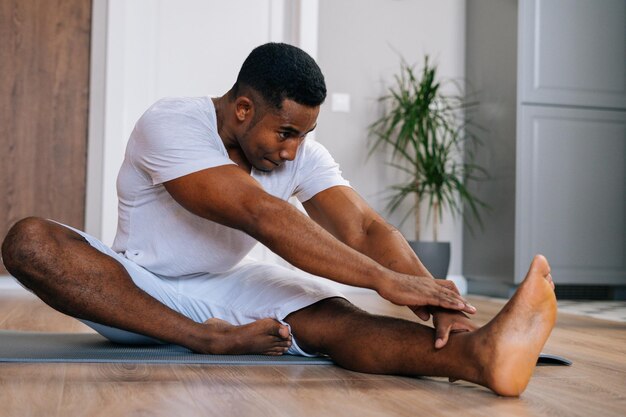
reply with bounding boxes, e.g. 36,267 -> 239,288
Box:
0,288 -> 625,417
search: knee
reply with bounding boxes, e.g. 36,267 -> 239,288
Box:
1,217 -> 56,275
285,297 -> 366,353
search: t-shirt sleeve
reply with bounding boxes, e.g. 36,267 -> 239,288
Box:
131,100 -> 234,185
293,140 -> 351,202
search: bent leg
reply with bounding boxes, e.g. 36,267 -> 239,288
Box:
285,255 -> 557,396
1,217 -> 291,354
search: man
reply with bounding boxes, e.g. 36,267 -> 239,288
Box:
2,43 -> 556,396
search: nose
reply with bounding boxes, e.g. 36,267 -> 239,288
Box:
279,141 -> 299,161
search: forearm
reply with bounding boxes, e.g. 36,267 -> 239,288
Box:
352,218 -> 433,278
244,197 -> 391,291
355,219 -> 475,324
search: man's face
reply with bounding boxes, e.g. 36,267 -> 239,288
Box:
238,99 -> 320,172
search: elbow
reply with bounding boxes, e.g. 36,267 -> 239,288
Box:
346,218 -> 399,252
341,228 -> 368,252
340,217 -> 375,252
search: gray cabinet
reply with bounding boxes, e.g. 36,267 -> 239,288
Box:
516,106 -> 626,284
519,0 -> 626,109
464,0 -> 626,297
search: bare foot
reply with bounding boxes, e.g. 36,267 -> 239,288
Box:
194,318 -> 291,356
471,254 -> 557,396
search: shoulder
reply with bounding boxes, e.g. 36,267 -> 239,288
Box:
298,139 -> 330,159
290,139 -> 350,202
131,96 -> 222,155
138,96 -> 216,130
297,139 -> 337,167
128,97 -> 231,184
147,96 -> 212,113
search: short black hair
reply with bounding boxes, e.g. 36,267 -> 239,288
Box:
233,43 -> 326,109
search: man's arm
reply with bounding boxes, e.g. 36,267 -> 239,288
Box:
302,186 -> 430,276
303,185 -> 478,347
163,165 -> 473,314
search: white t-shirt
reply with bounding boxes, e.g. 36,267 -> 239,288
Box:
112,96 -> 350,277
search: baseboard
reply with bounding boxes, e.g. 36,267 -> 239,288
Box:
466,278 -> 517,299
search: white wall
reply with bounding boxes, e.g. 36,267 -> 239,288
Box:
316,0 -> 467,276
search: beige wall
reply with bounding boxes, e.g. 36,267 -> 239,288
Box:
316,0 -> 467,276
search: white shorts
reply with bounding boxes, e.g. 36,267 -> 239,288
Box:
63,224 -> 345,356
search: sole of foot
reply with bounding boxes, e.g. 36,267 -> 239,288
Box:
475,254 -> 557,396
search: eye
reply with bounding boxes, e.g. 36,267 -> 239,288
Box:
278,131 -> 291,140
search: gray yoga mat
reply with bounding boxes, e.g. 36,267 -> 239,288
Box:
0,330 -> 334,365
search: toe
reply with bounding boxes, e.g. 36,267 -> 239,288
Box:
278,326 -> 291,339
270,337 -> 291,347
265,346 -> 288,355
530,254 -> 550,275
544,273 -> 555,290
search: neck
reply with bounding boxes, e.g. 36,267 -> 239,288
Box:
212,93 -> 238,149
211,93 -> 251,173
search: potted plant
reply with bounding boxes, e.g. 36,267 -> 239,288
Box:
368,56 -> 486,278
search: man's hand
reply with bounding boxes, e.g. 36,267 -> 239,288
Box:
431,308 -> 479,349
410,279 -> 469,321
376,274 -> 477,316
411,279 -> 479,349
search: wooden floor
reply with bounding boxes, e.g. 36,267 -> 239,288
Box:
1,288 -> 625,417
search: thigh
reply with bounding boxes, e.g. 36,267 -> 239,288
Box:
55,223 -> 180,344
58,222 -> 179,307
175,259 -> 345,323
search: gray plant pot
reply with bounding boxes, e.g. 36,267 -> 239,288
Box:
408,241 -> 451,279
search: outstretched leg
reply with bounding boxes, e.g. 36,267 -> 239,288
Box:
1,217 -> 291,355
285,255 -> 557,396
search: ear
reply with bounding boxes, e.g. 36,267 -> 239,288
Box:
234,97 -> 254,122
